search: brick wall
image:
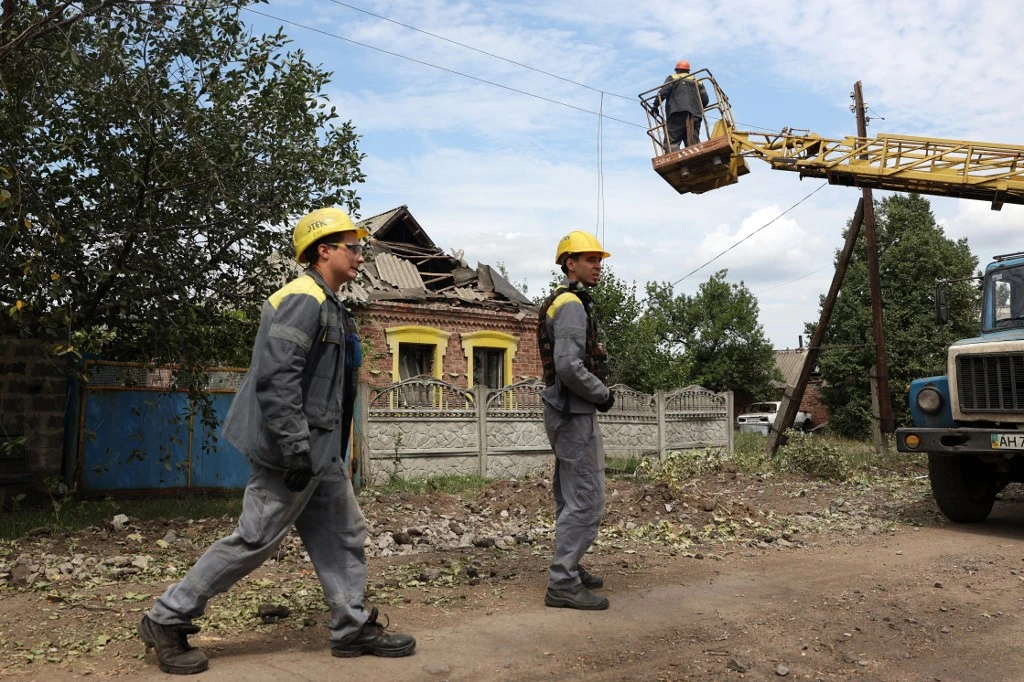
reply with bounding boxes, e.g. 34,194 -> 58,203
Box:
355,301 -> 541,389
0,336 -> 68,487
801,381 -> 830,427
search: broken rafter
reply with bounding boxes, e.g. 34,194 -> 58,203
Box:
375,241 -> 442,256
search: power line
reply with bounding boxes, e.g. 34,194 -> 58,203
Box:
325,0 -> 634,102
756,266 -> 829,295
320,1 -> 788,136
245,7 -> 645,128
670,182 -> 828,287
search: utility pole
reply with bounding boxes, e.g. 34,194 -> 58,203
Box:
767,199 -> 866,458
853,81 -> 895,440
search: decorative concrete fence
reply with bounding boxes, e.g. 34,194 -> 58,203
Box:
360,377 -> 732,485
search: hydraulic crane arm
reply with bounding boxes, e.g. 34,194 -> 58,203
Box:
733,130 -> 1024,209
640,72 -> 1024,210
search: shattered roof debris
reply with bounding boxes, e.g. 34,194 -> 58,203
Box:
336,205 -> 537,312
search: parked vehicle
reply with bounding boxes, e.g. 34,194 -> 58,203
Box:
896,252 -> 1024,522
736,401 -> 812,434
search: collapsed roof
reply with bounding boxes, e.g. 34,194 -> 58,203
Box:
342,205 -> 536,314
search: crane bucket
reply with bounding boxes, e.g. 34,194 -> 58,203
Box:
641,73 -> 1024,208
639,70 -> 749,194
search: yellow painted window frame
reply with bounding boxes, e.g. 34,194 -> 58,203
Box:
461,330 -> 518,389
385,325 -> 452,382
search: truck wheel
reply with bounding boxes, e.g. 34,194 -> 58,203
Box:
802,418 -> 813,432
928,453 -> 998,523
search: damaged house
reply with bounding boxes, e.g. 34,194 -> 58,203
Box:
343,206 -> 542,390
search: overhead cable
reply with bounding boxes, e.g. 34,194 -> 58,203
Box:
322,1 -> 784,135
245,7 -> 645,128
756,266 -> 829,295
671,182 -> 828,286
325,0 -> 634,101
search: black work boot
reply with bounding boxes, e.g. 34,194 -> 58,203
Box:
577,564 -> 604,589
138,615 -> 209,675
545,583 -> 609,610
331,607 -> 416,658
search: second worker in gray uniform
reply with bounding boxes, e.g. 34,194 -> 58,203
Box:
537,230 -> 615,610
138,208 -> 415,675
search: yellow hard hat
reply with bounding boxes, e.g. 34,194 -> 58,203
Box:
554,231 -> 611,265
292,207 -> 369,264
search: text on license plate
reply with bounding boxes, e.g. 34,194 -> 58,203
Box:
991,433 -> 1024,450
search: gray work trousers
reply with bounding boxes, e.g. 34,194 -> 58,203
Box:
148,462 -> 369,641
545,409 -> 606,589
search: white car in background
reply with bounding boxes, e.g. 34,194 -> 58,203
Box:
736,401 -> 813,434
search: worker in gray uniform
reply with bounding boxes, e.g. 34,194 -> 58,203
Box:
138,208 -> 416,675
537,230 -> 615,610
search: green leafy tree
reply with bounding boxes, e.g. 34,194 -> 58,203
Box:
647,271 -> 780,402
591,268 -> 687,392
1,1 -> 364,371
539,267 -> 776,397
807,194 -> 979,438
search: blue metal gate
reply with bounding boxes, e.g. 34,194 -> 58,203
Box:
76,362 -> 250,492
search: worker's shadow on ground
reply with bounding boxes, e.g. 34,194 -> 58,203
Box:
174,625 -> 333,664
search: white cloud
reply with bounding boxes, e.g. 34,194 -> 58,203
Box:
250,0 -> 1023,348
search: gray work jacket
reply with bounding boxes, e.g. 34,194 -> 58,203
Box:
539,282 -> 611,414
222,269 -> 352,475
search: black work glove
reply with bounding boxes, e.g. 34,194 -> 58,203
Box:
283,452 -> 313,492
596,392 -> 615,413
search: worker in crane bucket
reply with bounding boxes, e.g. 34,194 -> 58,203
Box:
537,231 -> 615,611
657,59 -> 710,151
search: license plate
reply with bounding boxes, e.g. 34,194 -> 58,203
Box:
991,433 -> 1024,450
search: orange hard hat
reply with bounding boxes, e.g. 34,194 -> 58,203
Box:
675,59 -> 690,71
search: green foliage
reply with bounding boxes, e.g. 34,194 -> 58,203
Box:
1,2 -> 364,370
774,431 -> 852,481
43,478 -> 77,532
807,194 -> 979,437
646,271 -> 781,400
371,475 -> 490,497
732,431 -> 771,473
545,267 -> 779,397
605,455 -> 643,477
636,448 -> 727,490
591,269 -> 689,392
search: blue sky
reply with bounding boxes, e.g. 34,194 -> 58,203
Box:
244,0 -> 1024,347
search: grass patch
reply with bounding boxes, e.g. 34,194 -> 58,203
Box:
733,431 -> 771,473
734,430 -> 924,480
0,493 -> 243,541
370,474 -> 490,497
606,456 -> 643,477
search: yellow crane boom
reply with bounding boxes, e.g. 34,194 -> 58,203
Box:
640,72 -> 1024,210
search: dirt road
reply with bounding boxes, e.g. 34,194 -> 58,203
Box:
6,471 -> 1024,681
125,507 -> 1024,682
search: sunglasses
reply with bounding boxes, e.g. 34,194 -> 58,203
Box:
325,242 -> 364,256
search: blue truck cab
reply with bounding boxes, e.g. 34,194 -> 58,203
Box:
897,251 -> 1024,522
